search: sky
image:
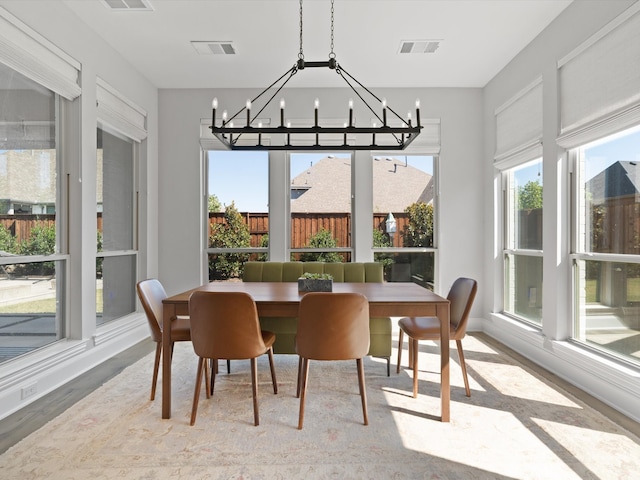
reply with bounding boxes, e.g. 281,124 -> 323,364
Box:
208,152 -> 433,212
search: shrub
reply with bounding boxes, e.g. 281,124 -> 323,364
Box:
15,222 -> 56,276
402,202 -> 433,248
299,228 -> 343,263
208,202 -> 250,279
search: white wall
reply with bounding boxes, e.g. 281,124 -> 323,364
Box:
158,87 -> 485,314
0,1 -> 159,420
482,0 -> 640,421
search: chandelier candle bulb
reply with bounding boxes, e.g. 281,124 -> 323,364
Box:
222,110 -> 228,126
382,98 -> 387,126
407,111 -> 412,127
415,99 -> 421,127
246,99 -> 251,127
348,99 -> 353,127
280,99 -> 285,127
258,122 -> 262,145
211,98 -> 218,127
343,123 -> 348,145
314,98 -> 319,127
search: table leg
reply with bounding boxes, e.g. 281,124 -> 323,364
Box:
162,303 -> 175,419
438,303 -> 450,422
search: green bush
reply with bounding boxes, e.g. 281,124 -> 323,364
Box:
0,223 -> 16,253
402,202 -> 433,248
208,202 -> 250,279
15,222 -> 56,276
299,228 -> 343,263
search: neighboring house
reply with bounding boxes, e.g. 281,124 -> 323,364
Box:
0,150 -> 56,214
586,160 -> 639,205
290,156 -> 432,213
0,149 -> 105,214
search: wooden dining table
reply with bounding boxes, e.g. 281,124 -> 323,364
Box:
161,281 -> 451,421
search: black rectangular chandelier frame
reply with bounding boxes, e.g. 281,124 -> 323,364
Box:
210,58 -> 423,151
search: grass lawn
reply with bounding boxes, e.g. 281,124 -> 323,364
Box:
1,289 -> 103,313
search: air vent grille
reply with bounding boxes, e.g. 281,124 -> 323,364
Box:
191,41 -> 236,55
399,40 -> 441,54
100,0 -> 154,11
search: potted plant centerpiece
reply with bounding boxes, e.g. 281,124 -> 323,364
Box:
298,272 -> 333,292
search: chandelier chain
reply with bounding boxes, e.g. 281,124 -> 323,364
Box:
329,0 -> 335,58
298,0 -> 304,60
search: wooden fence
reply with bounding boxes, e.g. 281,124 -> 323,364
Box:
209,212 -> 412,248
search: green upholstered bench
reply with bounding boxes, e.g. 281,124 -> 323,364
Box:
242,261 -> 392,375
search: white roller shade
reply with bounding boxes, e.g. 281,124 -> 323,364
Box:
0,6 -> 81,100
557,2 -> 640,148
494,77 -> 542,167
97,78 -> 147,142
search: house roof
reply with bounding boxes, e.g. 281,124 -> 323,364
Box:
586,161 -> 640,204
290,156 -> 432,213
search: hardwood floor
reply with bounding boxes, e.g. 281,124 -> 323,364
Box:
0,339 -> 155,455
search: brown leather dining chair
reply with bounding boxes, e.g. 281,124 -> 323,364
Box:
188,291 -> 278,426
397,277 -> 478,398
296,292 -> 370,430
136,278 -> 191,401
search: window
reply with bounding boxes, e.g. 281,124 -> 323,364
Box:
0,62 -> 66,362
503,159 -> 543,324
206,151 -> 268,280
290,153 -> 352,262
96,127 -> 137,325
372,155 -> 436,288
572,125 -> 640,363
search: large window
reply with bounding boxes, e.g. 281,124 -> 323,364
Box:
207,151 -> 268,280
572,125 -> 640,363
0,62 -> 66,363
503,158 -> 543,325
96,126 -> 137,325
372,155 -> 436,289
290,153 -> 352,262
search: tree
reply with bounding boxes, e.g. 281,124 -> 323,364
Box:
15,222 -> 56,276
299,228 -> 343,263
402,202 -> 433,248
518,181 -> 543,210
208,194 -> 222,212
208,202 -> 250,279
0,224 -> 16,253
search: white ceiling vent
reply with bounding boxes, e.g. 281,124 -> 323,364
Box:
399,40 -> 441,54
100,0 -> 154,11
191,41 -> 236,55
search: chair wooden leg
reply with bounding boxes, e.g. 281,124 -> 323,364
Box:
226,359 -> 231,374
456,339 -> 471,397
411,338 -> 419,398
210,359 -> 218,395
356,358 -> 369,426
251,358 -> 259,426
267,347 -> 278,394
408,338 -> 414,369
204,359 -> 211,399
150,342 -> 162,401
396,329 -> 404,374
296,356 -> 303,398
190,357 -> 205,426
298,358 -> 309,429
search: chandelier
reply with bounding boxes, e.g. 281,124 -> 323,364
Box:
210,0 -> 422,151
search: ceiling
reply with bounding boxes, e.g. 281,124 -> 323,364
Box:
61,0 -> 573,90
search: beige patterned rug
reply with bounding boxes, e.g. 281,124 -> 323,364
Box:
1,334 -> 639,479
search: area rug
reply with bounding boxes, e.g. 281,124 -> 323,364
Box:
1,334 -> 639,479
